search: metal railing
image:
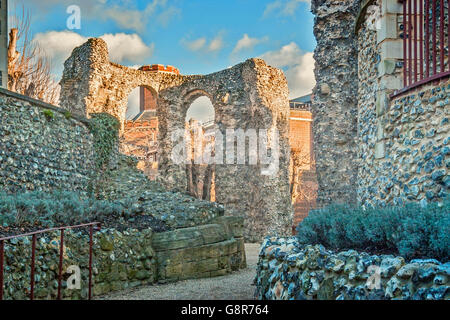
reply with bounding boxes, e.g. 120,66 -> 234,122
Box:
0,222 -> 101,300
289,101 -> 312,111
398,0 -> 449,95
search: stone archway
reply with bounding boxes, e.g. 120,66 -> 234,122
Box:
60,38 -> 185,127
125,85 -> 158,120
59,37 -> 293,242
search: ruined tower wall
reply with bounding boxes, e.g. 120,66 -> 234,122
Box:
356,0 -> 449,206
357,0 -> 385,206
156,59 -> 294,242
59,38 -> 294,242
311,0 -> 360,207
312,0 -> 449,207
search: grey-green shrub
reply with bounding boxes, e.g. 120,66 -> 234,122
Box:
0,191 -> 141,229
296,198 -> 449,261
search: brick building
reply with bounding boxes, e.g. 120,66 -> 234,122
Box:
121,65 -> 180,178
289,95 -> 318,228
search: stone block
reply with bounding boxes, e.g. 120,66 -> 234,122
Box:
380,39 -> 403,60
380,75 -> 402,91
382,0 -> 403,14
376,91 -> 389,116
211,216 -> 245,238
377,13 -> 398,44
377,119 -> 385,141
190,257 -> 220,274
155,239 -> 241,282
375,141 -> 386,159
378,59 -> 397,76
197,224 -> 229,244
164,263 -> 183,280
152,227 -> 204,251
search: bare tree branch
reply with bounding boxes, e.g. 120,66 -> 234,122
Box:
290,150 -> 317,205
8,5 -> 60,105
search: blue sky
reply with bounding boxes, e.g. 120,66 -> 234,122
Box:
11,0 -> 315,117
12,0 -> 315,88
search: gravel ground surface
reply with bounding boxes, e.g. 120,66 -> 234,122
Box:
98,243 -> 261,300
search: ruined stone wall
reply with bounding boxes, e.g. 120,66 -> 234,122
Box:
0,88 -> 95,195
60,38 -> 187,128
311,0 -> 360,208
156,59 -> 293,242
60,38 -> 294,242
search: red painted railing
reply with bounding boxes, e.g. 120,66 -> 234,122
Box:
0,222 -> 101,300
398,0 -> 449,95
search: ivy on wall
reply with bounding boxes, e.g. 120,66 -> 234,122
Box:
42,109 -> 55,120
87,113 -> 120,198
88,113 -> 120,170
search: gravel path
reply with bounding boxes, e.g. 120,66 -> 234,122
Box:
98,243 -> 261,300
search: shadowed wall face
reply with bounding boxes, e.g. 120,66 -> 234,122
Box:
311,0 -> 360,208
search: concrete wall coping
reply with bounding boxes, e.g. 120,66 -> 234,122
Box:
0,87 -> 91,127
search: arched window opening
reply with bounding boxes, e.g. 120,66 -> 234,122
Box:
126,86 -> 157,120
126,87 -> 140,120
185,96 -> 216,202
121,86 -> 159,180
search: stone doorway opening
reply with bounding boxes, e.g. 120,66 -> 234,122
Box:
185,96 -> 216,201
121,85 -> 159,179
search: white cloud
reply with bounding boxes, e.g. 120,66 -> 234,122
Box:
259,42 -> 315,99
102,7 -> 146,32
183,33 -> 224,53
263,0 -> 310,18
208,35 -> 224,52
32,31 -> 87,75
32,31 -> 153,77
100,33 -> 153,63
157,6 -> 182,27
232,34 -> 268,54
99,1 -> 180,32
185,38 -> 207,51
19,0 -> 179,33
